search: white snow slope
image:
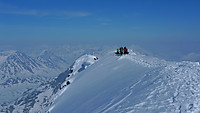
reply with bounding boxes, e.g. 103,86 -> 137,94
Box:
49,51 -> 200,113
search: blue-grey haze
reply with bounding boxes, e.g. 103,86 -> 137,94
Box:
0,0 -> 200,61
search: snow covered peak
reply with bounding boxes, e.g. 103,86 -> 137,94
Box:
0,50 -> 68,78
48,52 -> 200,113
71,54 -> 98,74
59,54 -> 98,90
0,50 -> 17,64
0,51 -> 41,76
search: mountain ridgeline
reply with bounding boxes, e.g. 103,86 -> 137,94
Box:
0,50 -> 68,77
1,50 -> 200,113
49,51 -> 200,113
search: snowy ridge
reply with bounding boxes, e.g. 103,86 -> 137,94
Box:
119,52 -> 167,68
0,52 -> 99,113
71,54 -> 98,74
39,54 -> 99,113
49,51 -> 200,113
59,54 -> 98,98
0,47 -> 108,113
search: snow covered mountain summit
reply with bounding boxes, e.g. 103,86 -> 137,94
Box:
48,51 -> 200,113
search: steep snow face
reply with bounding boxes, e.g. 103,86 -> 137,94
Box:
60,54 -> 98,94
49,52 -> 200,113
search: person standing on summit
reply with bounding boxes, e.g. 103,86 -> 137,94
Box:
116,48 -> 120,54
123,47 -> 129,54
120,47 -> 124,55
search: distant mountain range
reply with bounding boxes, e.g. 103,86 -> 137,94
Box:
0,50 -> 70,112
0,50 -> 68,78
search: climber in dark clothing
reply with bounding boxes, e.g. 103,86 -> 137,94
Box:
120,47 -> 124,55
123,47 -> 129,54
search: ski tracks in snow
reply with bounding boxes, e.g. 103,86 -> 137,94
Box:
97,78 -> 146,113
99,90 -> 133,113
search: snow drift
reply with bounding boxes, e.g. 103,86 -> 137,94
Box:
49,51 -> 200,113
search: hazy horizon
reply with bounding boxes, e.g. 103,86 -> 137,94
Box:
0,0 -> 200,61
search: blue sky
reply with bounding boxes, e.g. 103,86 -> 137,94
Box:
0,0 -> 200,58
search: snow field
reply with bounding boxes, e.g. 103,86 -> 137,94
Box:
49,51 -> 200,113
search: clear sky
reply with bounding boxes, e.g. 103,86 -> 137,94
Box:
0,0 -> 200,58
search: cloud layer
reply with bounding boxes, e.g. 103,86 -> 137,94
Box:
0,9 -> 91,17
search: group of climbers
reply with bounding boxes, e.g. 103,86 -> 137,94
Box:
115,47 -> 129,55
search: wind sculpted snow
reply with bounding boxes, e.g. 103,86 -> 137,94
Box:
49,51 -> 200,113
